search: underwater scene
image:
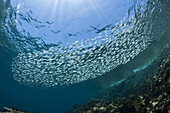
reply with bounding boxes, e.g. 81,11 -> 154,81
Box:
0,0 -> 170,113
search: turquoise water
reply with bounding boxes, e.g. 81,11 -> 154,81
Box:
0,0 -> 170,112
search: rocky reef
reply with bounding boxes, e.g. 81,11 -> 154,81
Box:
70,50 -> 170,113
0,107 -> 26,113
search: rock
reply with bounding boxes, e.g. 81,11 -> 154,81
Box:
87,110 -> 92,113
158,95 -> 162,101
165,59 -> 170,68
99,107 -> 107,112
146,107 -> 150,111
96,103 -> 101,107
93,107 -> 99,112
152,102 -> 158,107
139,96 -> 143,99
0,107 -> 24,113
165,67 -> 170,75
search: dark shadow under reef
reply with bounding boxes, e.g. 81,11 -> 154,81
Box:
69,48 -> 170,113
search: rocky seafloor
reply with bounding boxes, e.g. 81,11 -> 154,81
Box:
70,49 -> 170,113
0,107 -> 26,113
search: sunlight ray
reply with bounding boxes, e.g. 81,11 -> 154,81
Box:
87,0 -> 103,21
37,0 -> 52,16
51,0 -> 59,20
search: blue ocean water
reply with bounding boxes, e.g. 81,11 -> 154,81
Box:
0,0 -> 170,113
